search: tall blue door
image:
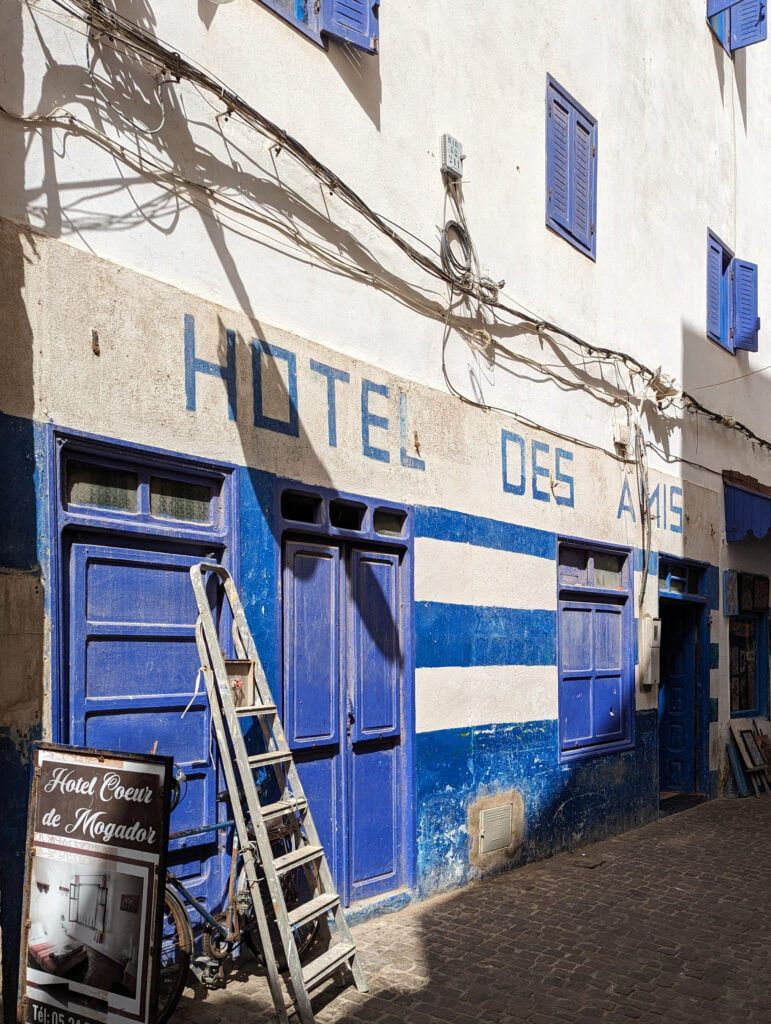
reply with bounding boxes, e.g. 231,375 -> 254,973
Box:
282,539 -> 407,906
658,602 -> 697,792
67,539 -> 226,902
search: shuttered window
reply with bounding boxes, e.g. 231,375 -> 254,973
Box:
558,543 -> 634,761
546,77 -> 598,260
707,1 -> 767,53
706,231 -> 760,354
259,0 -> 380,53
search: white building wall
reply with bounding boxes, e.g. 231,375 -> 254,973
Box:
2,0 -> 771,971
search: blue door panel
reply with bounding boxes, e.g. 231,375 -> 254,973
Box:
69,542 -> 223,898
593,675 -> 623,740
561,676 -> 592,744
659,603 -> 697,792
284,542 -> 340,749
349,742 -> 398,902
560,605 -> 593,670
350,550 -> 401,742
594,608 -> 622,670
295,752 -> 343,890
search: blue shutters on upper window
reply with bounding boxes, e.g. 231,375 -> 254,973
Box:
732,259 -> 760,351
706,231 -> 761,354
707,0 -> 767,52
258,0 -> 380,53
546,76 -> 598,260
322,1 -> 380,53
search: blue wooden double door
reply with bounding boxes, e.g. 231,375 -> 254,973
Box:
282,538 -> 410,906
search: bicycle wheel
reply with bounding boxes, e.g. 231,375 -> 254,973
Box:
155,887 -> 193,1024
237,844 -> 319,965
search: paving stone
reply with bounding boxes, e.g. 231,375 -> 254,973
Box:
171,797 -> 771,1024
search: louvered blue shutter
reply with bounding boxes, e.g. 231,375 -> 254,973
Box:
572,114 -> 595,254
731,258 -> 760,351
707,0 -> 736,14
322,0 -> 380,53
707,234 -> 724,344
546,84 -> 571,236
730,0 -> 767,48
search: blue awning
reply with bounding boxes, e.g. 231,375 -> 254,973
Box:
724,483 -> 771,542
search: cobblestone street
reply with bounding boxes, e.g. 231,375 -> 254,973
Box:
174,796 -> 771,1024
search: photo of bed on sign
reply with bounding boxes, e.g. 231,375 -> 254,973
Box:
25,850 -> 149,1022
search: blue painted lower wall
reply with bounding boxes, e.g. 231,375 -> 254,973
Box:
416,711 -> 659,895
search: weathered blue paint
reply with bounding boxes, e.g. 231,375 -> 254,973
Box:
252,339 -> 299,437
617,479 -> 683,533
361,379 -> 390,462
184,313 -> 237,420
0,411 -> 41,569
309,359 -> 350,447
399,393 -> 425,471
415,603 -> 556,668
554,448 -> 575,507
414,505 -> 556,560
416,712 -> 658,895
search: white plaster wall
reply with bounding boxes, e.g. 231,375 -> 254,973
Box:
2,0 -> 770,483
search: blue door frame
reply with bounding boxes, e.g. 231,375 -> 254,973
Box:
282,536 -> 411,906
658,596 -> 709,795
51,429 -> 237,911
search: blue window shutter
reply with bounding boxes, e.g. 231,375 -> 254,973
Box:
321,0 -> 380,53
546,87 -> 571,234
572,115 -> 595,253
730,0 -> 768,48
707,0 -> 735,13
732,258 -> 760,351
707,234 -> 724,343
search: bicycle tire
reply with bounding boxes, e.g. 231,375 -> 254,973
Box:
237,856 -> 318,965
155,887 -> 193,1024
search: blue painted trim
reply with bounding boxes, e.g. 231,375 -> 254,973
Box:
415,603 -> 556,668
309,360 -> 350,447
414,506 -> 556,560
252,339 -> 300,437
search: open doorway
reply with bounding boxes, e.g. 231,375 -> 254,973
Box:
657,559 -> 710,814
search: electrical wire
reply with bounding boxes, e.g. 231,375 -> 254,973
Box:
20,0 -> 771,468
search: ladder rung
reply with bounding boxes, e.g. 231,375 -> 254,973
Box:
260,797 -> 308,826
273,844 -> 323,875
247,750 -> 292,768
236,703 -> 277,717
287,893 -> 339,931
301,941 -> 357,992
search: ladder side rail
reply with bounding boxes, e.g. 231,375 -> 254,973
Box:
192,621 -> 292,1024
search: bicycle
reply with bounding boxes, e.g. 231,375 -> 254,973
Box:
156,770 -> 319,1023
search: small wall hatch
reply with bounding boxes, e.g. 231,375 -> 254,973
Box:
479,803 -> 513,854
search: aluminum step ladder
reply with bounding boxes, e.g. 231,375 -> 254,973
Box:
189,562 -> 368,1023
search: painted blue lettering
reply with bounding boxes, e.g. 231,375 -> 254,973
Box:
531,441 -> 551,503
252,340 -> 299,437
399,393 -> 425,471
648,484 -> 660,527
184,313 -> 237,420
617,478 -> 636,522
501,430 -> 526,496
554,449 -> 574,508
361,380 -> 390,462
669,486 -> 683,534
310,360 -> 349,448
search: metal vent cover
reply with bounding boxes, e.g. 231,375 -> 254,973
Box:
479,803 -> 513,854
